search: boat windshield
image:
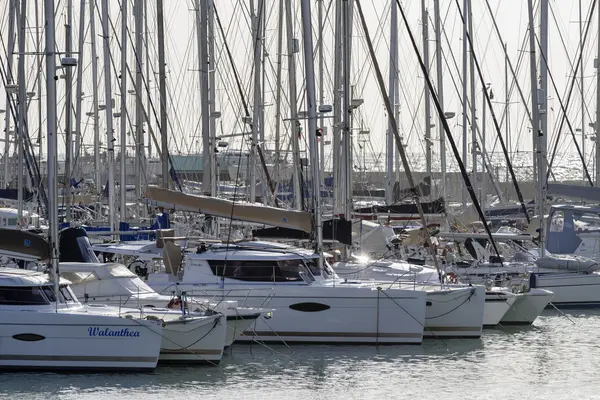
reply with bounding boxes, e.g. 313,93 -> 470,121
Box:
0,286 -> 51,305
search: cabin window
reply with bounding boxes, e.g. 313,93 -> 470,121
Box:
0,286 -> 50,305
276,260 -> 309,282
209,260 -> 278,282
549,211 -> 564,232
41,285 -> 57,302
7,218 -> 17,226
304,260 -> 322,276
59,286 -> 75,302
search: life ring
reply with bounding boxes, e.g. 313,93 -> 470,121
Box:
167,298 -> 188,309
17,217 -> 26,227
446,272 -> 458,284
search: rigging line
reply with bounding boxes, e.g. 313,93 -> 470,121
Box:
546,0 -> 597,185
387,0 -> 503,259
455,0 -> 530,224
534,23 -> 593,186
214,4 -> 279,207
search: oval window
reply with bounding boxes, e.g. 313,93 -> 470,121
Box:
12,333 -> 46,342
289,302 -> 331,312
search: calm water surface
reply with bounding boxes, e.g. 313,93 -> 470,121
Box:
2,309 -> 600,400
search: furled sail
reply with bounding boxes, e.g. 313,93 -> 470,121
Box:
0,229 -> 50,261
144,186 -> 313,233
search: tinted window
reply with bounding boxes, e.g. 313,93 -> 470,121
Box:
41,286 -> 57,302
60,286 -> 75,302
305,260 -> 321,276
0,286 -> 50,305
209,260 -> 277,282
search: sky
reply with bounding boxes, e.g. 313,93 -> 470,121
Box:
0,0 -> 598,177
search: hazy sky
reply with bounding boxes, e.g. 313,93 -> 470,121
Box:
0,0 -> 597,175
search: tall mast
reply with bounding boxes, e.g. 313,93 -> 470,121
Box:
461,0 -> 468,208
468,1 -> 477,185
580,0 -> 586,183
249,0 -> 263,203
90,0 -> 101,209
145,0 -> 152,159
422,1 -> 432,177
74,0 -> 86,187
332,0 -> 343,213
433,0 -> 445,201
17,0 -> 27,220
342,0 -> 353,222
120,0 -> 128,221
300,0 -> 323,266
527,0 -> 543,252
196,0 -> 211,195
504,42 -> 509,185
45,0 -> 60,295
318,0 -> 325,177
273,0 -> 284,186
386,0 -> 397,206
4,0 -> 15,190
208,0 -> 218,233
285,0 -> 301,210
64,0 -> 73,222
134,0 -> 144,208
101,0 -> 116,231
596,0 -> 600,184
157,0 -> 169,189
35,0 -> 42,164
539,0 -> 548,193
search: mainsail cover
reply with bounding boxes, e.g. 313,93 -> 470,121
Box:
145,186 -> 313,233
0,229 -> 50,260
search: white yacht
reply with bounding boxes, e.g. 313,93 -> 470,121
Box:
59,261 -> 265,348
0,268 -> 163,371
142,243 -> 427,344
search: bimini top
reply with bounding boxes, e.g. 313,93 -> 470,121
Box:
188,243 -> 320,262
0,268 -> 69,286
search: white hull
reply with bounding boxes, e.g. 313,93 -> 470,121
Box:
0,310 -> 162,371
500,289 -> 553,325
157,314 -> 226,363
483,291 -> 517,327
151,284 -> 427,344
421,286 -> 484,338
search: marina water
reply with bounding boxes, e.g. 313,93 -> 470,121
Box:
2,309 -> 599,400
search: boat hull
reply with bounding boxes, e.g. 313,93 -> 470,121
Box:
158,314 -> 226,364
0,310 -> 162,371
483,291 -> 516,327
151,284 -> 427,344
421,286 -> 485,338
500,288 -> 553,325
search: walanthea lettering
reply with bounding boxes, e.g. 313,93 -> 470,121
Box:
88,327 -> 141,337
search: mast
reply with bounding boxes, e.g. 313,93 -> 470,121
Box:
4,0 -> 15,189
300,0 -> 323,266
461,0 -> 468,208
386,0 -> 397,206
273,0 -> 284,186
527,0 -> 543,252
64,0 -> 73,222
157,0 -> 169,189
45,0 -> 60,297
196,0 -> 211,195
433,0 -> 445,201
208,0 -> 218,233
504,42 -> 509,185
540,0 -> 549,193
481,86 -> 487,210
580,0 -> 586,183
145,0 -> 152,159
468,1 -> 477,185
120,0 -> 128,221
134,0 -> 144,208
342,0 -> 353,223
101,0 -> 116,232
249,0 -> 263,203
333,0 -> 342,213
596,0 -> 600,184
90,0 -> 101,209
422,1 -> 432,177
17,0 -> 27,220
285,0 -> 301,210
74,0 -> 86,188
318,0 -> 325,177
35,0 -> 42,165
